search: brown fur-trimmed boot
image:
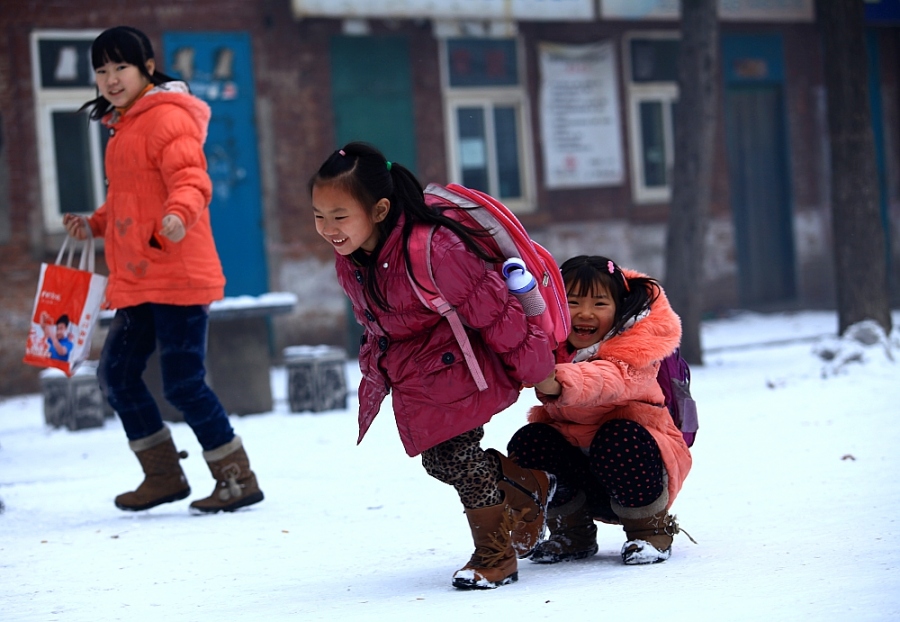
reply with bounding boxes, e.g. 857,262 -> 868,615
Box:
530,491 -> 598,564
189,436 -> 264,514
452,502 -> 518,589
615,504 -> 694,565
115,426 -> 190,511
487,449 -> 556,559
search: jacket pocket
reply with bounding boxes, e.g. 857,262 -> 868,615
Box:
413,337 -> 479,403
141,221 -> 171,255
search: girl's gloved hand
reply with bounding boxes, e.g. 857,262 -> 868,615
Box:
159,214 -> 186,242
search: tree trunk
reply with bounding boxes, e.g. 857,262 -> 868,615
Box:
665,0 -> 719,365
818,0 -> 892,336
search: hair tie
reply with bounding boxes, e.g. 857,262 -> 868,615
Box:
607,260 -> 615,274
338,149 -> 345,156
386,161 -> 392,171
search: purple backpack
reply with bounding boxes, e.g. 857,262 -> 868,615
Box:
656,348 -> 698,447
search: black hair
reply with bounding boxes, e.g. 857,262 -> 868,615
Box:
56,314 -> 70,327
559,255 -> 660,337
80,26 -> 179,121
309,142 -> 500,310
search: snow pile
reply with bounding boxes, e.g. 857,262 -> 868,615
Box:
813,319 -> 898,377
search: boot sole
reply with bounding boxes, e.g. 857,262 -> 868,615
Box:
622,542 -> 671,565
115,487 -> 191,512
189,490 -> 265,514
452,571 -> 518,590
531,543 -> 599,564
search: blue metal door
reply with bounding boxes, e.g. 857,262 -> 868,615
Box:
723,34 -> 795,305
162,32 -> 268,296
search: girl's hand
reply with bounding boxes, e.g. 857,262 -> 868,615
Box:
535,370 -> 562,396
62,213 -> 89,240
159,214 -> 186,242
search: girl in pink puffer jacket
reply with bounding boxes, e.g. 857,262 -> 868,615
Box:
310,142 -> 556,590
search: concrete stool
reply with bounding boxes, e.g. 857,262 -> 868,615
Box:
40,362 -> 107,431
284,346 -> 348,413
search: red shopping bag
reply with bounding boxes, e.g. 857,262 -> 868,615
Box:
23,233 -> 107,376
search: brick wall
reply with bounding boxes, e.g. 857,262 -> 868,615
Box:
0,2 -> 895,395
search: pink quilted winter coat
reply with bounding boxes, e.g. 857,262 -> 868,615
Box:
528,269 -> 692,507
336,216 -> 555,457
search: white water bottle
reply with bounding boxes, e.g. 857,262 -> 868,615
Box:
502,258 -> 546,317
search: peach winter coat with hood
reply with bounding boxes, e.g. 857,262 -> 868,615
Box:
86,81 -> 225,309
528,269 -> 692,508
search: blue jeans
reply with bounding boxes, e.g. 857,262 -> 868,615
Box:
98,303 -> 234,451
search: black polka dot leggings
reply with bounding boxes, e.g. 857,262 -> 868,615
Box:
507,420 -> 665,518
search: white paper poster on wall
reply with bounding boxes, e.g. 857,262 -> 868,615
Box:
539,41 -> 624,189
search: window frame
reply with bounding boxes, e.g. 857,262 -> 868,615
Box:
622,31 -> 680,205
439,36 -> 537,213
31,29 -> 105,234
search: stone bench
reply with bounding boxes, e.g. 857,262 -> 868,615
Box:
99,292 -> 297,421
40,362 -> 112,431
284,345 -> 348,413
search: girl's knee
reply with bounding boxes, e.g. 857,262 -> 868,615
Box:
590,419 -> 656,454
508,422 -> 566,459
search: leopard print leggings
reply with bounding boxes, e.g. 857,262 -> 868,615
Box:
421,427 -> 502,509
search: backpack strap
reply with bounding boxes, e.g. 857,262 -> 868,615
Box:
407,224 -> 489,392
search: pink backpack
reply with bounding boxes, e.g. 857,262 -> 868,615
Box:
407,183 -> 570,391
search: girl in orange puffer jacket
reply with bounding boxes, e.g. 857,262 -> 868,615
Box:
63,26 -> 263,516
509,255 -> 693,565
310,142 -> 556,590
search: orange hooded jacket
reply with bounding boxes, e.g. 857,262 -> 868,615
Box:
87,81 -> 225,309
527,269 -> 692,508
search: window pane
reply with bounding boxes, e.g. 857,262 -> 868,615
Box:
457,107 -> 489,191
630,39 -> 680,83
639,101 -> 667,188
447,39 -> 518,87
493,106 -> 521,199
52,111 -> 95,214
38,39 -> 95,88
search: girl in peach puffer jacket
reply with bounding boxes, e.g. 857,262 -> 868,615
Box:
64,26 -> 262,516
508,255 -> 693,565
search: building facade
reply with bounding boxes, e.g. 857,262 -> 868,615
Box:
1,0 -> 898,394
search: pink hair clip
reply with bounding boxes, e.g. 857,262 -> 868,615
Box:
607,260 -> 615,274
338,149 -> 346,156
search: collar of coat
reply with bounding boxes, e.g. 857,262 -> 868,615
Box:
103,80 -> 211,143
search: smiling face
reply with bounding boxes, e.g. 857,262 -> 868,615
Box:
566,281 -> 617,350
94,59 -> 154,109
312,182 -> 389,255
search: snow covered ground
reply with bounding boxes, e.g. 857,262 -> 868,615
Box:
2,310 -> 899,621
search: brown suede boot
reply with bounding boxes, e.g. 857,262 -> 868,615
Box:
115,426 -> 191,511
617,510 -> 694,565
487,448 -> 556,559
452,503 -> 518,589
189,436 -> 264,514
530,491 -> 599,564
